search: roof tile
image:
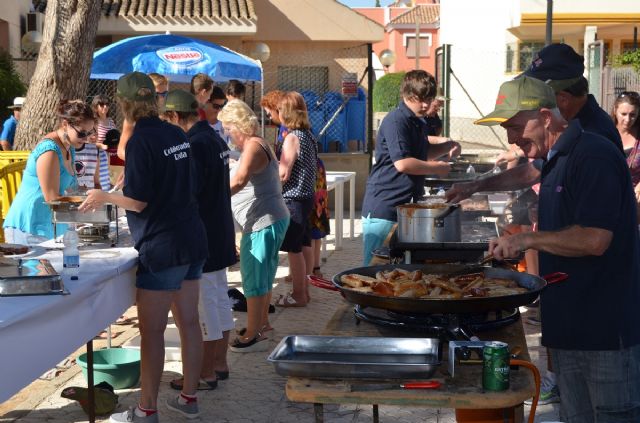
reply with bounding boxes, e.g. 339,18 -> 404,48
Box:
388,4 -> 439,25
31,0 -> 256,20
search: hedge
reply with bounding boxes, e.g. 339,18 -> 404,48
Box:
373,71 -> 405,113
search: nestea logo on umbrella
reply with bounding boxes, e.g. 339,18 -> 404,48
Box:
156,46 -> 205,66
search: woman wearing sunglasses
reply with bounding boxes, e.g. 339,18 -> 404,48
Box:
3,100 -> 95,243
611,90 -> 640,220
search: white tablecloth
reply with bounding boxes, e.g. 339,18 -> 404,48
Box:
0,241 -> 138,402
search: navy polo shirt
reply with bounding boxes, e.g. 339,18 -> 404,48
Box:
124,117 -> 208,273
575,94 -> 623,152
362,102 -> 430,221
187,120 -> 237,273
538,120 -> 640,350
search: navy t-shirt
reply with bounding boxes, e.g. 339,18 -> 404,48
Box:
424,114 -> 442,136
187,120 -> 237,273
575,94 -> 623,152
362,101 -> 430,221
538,120 -> 640,350
124,117 -> 208,273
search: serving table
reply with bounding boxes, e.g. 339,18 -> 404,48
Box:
285,303 -> 535,422
0,228 -> 138,414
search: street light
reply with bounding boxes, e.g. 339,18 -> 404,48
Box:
248,42 -> 271,63
379,49 -> 396,72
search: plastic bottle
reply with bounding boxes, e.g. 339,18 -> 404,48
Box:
466,164 -> 476,175
63,225 -> 80,280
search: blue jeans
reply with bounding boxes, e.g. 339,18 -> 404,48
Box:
362,214 -> 396,266
550,344 -> 640,423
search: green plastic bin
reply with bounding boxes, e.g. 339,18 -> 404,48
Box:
77,348 -> 141,389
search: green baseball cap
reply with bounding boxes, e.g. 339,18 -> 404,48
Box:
117,72 -> 156,101
475,76 -> 557,126
164,90 -> 199,113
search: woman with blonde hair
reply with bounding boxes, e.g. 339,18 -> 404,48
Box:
219,99 -> 289,352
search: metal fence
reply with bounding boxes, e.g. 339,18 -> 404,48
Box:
601,65 -> 640,114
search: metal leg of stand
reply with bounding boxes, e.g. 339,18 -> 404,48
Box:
86,340 -> 96,423
313,403 -> 324,423
372,404 -> 379,423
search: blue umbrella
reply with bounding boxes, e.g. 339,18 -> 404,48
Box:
90,34 -> 262,83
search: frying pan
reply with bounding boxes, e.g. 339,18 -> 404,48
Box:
313,264 -> 566,314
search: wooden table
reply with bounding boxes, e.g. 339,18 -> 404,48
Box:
285,303 -> 535,422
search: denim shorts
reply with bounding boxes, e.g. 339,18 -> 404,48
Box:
136,260 -> 205,291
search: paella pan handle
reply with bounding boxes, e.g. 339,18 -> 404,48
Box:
308,275 -> 340,292
542,272 -> 568,285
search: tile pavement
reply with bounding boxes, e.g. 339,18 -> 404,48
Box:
0,216 -> 560,423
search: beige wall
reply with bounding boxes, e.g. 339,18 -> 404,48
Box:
0,0 -> 31,56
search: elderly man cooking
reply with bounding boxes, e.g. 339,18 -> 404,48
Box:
479,76 -> 640,422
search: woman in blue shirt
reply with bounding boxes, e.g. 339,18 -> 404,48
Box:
3,100 -> 95,243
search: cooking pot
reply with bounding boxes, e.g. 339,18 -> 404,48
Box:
397,203 -> 461,243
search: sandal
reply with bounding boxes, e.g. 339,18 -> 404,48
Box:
275,293 -> 307,308
170,377 -> 218,391
312,267 -> 323,278
229,335 -> 269,352
215,371 -> 229,380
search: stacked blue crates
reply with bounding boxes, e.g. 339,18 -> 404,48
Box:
322,91 -> 347,152
346,88 -> 366,151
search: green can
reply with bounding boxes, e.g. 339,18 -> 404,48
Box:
482,341 -> 510,391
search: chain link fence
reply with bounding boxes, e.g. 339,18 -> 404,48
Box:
11,43 -> 371,155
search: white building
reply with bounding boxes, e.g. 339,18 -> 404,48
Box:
440,0 -> 640,149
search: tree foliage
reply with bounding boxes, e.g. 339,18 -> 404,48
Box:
373,72 -> 406,112
0,49 -> 27,122
611,49 -> 640,73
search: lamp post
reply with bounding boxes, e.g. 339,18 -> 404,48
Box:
379,49 -> 396,73
248,42 -> 271,136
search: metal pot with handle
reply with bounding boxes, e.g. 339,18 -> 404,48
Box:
396,203 -> 461,243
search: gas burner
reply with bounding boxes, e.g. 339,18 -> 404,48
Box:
353,305 -> 519,341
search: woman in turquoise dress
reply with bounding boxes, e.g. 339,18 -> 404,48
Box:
3,100 -> 95,243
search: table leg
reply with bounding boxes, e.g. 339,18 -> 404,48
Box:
349,175 -> 355,240
86,340 -> 95,423
335,182 -> 344,250
372,404 -> 379,423
313,403 -> 324,423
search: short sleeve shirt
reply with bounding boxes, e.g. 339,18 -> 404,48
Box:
538,120 -> 640,350
1,116 -> 18,146
187,120 -> 237,272
123,117 -> 208,273
361,101 -> 430,221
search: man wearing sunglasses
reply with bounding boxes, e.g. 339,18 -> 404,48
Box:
204,87 -> 235,157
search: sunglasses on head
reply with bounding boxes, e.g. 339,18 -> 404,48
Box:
71,124 -> 96,139
156,91 -> 169,99
619,91 -> 640,99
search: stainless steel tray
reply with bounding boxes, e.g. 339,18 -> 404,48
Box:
0,259 -> 58,279
268,336 -> 440,379
0,276 -> 67,296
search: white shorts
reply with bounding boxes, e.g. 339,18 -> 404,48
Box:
198,268 -> 235,341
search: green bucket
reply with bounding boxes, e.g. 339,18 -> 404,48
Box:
77,348 -> 141,389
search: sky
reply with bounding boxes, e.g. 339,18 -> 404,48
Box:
338,0 -> 397,7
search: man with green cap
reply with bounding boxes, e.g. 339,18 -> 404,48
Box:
80,72 -> 208,422
446,43 -> 622,203
482,76 -> 640,423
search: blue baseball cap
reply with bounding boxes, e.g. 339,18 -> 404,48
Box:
523,43 -> 585,92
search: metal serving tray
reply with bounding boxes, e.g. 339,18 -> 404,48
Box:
0,276 -> 66,296
267,336 -> 440,379
0,259 -> 58,279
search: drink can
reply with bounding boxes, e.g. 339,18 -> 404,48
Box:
482,341 -> 510,391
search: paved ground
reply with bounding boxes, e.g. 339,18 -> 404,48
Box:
0,216 -> 560,423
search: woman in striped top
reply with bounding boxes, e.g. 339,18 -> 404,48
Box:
91,95 -> 113,190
